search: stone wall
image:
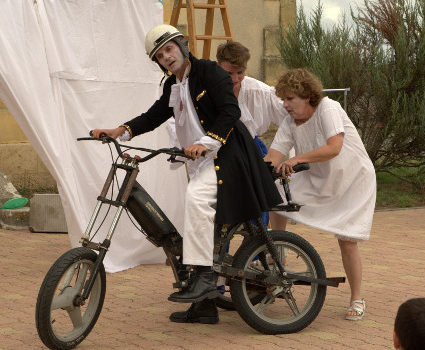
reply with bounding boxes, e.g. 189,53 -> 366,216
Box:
0,143 -> 56,190
0,101 -> 57,190
163,0 -> 295,83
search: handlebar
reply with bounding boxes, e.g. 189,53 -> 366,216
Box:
77,134 -> 193,163
292,163 -> 310,172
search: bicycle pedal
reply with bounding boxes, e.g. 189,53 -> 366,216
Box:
172,280 -> 189,289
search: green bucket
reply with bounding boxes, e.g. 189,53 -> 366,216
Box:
1,197 -> 29,209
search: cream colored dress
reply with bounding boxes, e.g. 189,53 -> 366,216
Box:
270,97 -> 376,241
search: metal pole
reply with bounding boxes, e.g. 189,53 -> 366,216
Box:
322,88 -> 350,111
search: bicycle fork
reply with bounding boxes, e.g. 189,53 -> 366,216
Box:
250,219 -> 287,276
77,158 -> 139,303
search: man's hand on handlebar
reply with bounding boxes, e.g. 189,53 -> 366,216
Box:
184,144 -> 208,160
91,127 -> 125,140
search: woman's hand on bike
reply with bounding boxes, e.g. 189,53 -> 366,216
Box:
277,157 -> 300,177
91,127 -> 125,140
264,149 -> 285,168
184,144 -> 208,159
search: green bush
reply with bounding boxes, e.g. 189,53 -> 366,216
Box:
277,0 -> 425,191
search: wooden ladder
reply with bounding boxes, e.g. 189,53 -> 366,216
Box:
170,0 -> 234,59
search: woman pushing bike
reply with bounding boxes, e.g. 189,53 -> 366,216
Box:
91,24 -> 282,324
265,68 -> 376,321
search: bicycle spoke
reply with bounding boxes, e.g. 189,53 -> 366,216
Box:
51,288 -> 76,310
60,265 -> 77,291
277,246 -> 284,263
74,263 -> 90,292
283,291 -> 300,315
67,307 -> 83,328
254,295 -> 275,315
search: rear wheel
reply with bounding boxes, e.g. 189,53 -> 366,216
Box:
230,230 -> 327,334
36,247 -> 106,350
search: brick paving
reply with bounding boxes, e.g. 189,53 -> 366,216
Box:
0,208 -> 424,350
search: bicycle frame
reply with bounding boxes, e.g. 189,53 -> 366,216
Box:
35,135 -> 348,350
76,136 -> 344,305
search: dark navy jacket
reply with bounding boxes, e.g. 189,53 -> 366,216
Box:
124,54 -> 282,224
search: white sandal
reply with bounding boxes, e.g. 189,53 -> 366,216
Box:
345,299 -> 366,321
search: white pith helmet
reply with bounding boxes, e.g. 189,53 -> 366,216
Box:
145,24 -> 184,60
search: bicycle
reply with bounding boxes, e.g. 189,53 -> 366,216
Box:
35,135 -> 345,350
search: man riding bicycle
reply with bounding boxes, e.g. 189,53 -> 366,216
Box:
91,24 -> 282,324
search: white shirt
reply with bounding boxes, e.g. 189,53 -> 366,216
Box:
168,66 -> 221,178
166,76 -> 289,144
271,97 -> 376,241
238,76 -> 289,137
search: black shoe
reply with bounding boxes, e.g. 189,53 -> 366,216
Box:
168,266 -> 219,303
169,299 -> 219,324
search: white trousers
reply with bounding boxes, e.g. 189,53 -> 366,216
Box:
182,162 -> 217,266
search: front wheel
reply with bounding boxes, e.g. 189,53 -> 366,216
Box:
230,230 -> 327,334
35,247 -> 106,350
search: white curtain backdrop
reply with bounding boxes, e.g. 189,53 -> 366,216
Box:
0,0 -> 187,272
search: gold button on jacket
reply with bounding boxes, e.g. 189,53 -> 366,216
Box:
215,166 -> 220,171
218,180 -> 223,185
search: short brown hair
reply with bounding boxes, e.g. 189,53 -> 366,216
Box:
275,68 -> 323,107
216,41 -> 250,68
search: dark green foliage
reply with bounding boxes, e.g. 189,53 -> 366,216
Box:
277,0 -> 425,191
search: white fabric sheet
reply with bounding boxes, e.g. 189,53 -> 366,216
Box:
0,0 -> 187,272
271,97 -> 376,241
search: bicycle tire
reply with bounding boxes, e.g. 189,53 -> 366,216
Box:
35,247 -> 106,350
229,230 -> 327,334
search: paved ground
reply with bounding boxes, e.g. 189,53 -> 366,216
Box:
0,208 -> 424,350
